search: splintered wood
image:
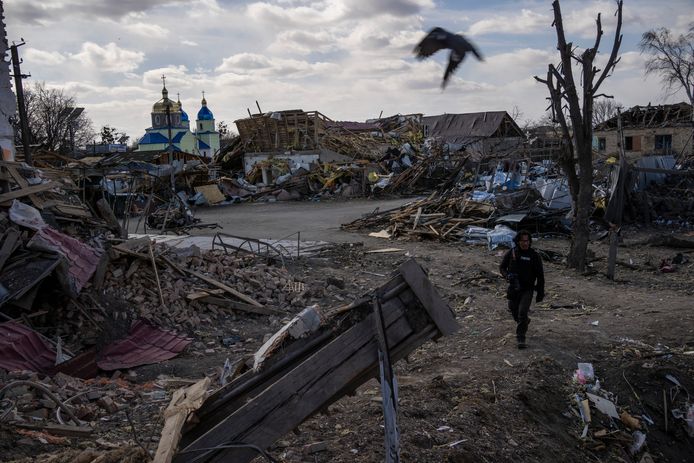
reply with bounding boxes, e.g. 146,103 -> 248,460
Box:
342,190 -> 494,241
171,258 -> 458,463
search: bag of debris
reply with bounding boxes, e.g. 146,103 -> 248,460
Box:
9,199 -> 46,230
487,225 -> 516,250
463,226 -> 490,244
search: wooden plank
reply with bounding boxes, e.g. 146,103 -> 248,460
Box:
52,204 -> 93,218
398,258 -> 458,336
181,294 -> 404,445
0,228 -> 20,270
0,180 -> 57,203
154,377 -> 211,463
176,303 -> 413,463
186,289 -> 224,301
96,198 -> 126,238
15,423 -> 93,437
5,166 -> 44,208
412,206 -> 422,230
149,241 -> 165,306
184,269 -> 263,307
197,295 -> 283,316
92,252 -> 110,290
194,184 -> 225,205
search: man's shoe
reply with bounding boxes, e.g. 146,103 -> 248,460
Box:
517,337 -> 527,349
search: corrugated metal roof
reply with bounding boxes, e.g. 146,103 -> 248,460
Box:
0,322 -> 56,373
422,111 -> 523,144
29,227 -> 102,294
96,320 -> 192,371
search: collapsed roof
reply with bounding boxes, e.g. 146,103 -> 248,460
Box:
594,102 -> 692,131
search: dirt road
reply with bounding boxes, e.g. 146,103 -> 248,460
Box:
191,197 -> 415,242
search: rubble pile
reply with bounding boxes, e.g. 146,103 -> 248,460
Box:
343,184 -> 566,242
343,189 -> 491,240
566,355 -> 694,461
98,241 -> 308,333
0,368 -> 181,462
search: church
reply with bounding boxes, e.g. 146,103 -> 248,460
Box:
137,79 -> 220,159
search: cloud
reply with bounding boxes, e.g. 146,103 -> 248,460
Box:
345,0 -> 434,19
216,53 -> 337,78
70,42 -> 145,72
143,65 -> 191,87
123,22 -> 170,38
482,48 -> 555,78
246,1 -> 345,28
5,0 -> 188,23
268,30 -> 339,55
181,40 -> 199,47
24,48 -> 67,66
468,9 -> 549,36
217,53 -> 272,71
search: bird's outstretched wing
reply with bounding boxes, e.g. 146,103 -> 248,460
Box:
413,26 -> 484,88
413,27 -> 451,58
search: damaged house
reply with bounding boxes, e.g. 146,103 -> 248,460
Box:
593,102 -> 693,160
421,111 -> 526,166
233,109 -> 353,177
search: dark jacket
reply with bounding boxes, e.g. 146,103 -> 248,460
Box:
499,247 -> 545,294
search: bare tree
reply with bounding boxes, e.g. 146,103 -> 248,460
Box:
592,98 -> 622,126
640,25 -> 694,105
18,82 -> 95,153
534,0 -> 623,271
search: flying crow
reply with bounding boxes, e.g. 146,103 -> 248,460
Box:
413,27 -> 483,89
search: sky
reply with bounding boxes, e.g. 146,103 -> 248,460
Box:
4,0 -> 694,144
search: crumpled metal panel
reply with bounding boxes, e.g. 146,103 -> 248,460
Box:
0,321 -> 56,373
28,226 -> 101,293
96,320 -> 192,371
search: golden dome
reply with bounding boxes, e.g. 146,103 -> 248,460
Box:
152,86 -> 181,113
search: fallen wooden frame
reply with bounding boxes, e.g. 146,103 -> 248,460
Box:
171,258 -> 458,462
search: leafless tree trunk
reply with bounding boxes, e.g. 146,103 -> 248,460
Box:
20,82 -> 95,154
592,98 -> 621,127
535,0 -> 623,272
640,24 -> 694,156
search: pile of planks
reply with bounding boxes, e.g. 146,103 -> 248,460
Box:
0,161 -> 106,231
342,190 -> 494,241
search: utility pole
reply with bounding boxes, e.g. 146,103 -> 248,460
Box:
10,40 -> 31,165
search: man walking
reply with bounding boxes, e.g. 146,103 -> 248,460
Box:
499,230 -> 545,349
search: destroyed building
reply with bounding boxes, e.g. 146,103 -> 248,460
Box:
421,111 -> 525,165
593,102 -> 693,160
233,109 -> 354,176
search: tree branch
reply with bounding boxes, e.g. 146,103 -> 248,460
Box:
593,0 -> 623,93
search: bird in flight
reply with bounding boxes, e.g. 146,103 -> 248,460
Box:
413,27 -> 484,89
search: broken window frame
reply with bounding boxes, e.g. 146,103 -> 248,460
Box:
598,137 -> 606,152
624,135 -> 641,151
654,134 -> 672,152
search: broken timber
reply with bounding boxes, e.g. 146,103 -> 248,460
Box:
172,258 -> 458,462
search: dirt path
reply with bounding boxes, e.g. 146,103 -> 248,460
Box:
191,197 -> 416,242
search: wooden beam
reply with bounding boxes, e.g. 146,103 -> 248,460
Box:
184,269 -> 263,307
397,259 -> 459,336
0,228 -> 20,270
175,301 -> 413,463
154,377 -> 211,463
0,181 -> 57,203
197,295 -> 283,316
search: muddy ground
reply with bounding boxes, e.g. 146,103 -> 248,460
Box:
3,218 -> 694,462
